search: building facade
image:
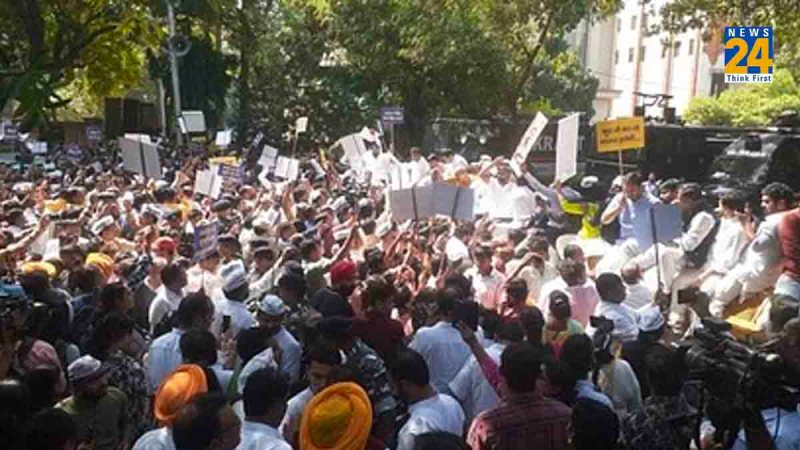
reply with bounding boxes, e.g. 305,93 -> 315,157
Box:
567,0 -> 726,122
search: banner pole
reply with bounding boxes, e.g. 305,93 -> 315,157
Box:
618,150 -> 624,176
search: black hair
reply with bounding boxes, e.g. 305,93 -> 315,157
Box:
413,431 -> 470,450
435,289 -> 458,316
679,182 -> 703,202
172,392 -> 231,450
242,367 -> 289,417
98,282 -> 129,312
505,279 -> 528,303
454,223 -> 474,240
762,182 -> 796,207
496,320 -> 525,343
595,273 -> 624,303
161,262 -> 186,286
720,190 -> 746,212
181,329 -> 219,366
549,290 -> 572,321
299,239 -> 319,260
500,342 -> 542,393
623,171 -> 643,185
644,344 -> 685,397
563,244 -> 583,261
507,229 -> 527,247
454,300 -> 480,331
519,307 -> 545,343
561,334 -> 593,377
88,312 -> 134,359
391,349 -> 430,387
176,291 -> 213,329
25,408 -> 78,450
236,327 -> 270,365
442,274 -> 472,301
307,339 -> 343,367
480,310 -> 501,341
0,378 -> 32,449
363,275 -> 394,309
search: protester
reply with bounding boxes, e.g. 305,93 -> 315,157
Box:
57,355 -> 131,450
171,392 -> 242,450
239,367 -> 293,450
589,273 -> 640,343
299,382 -> 373,450
392,348 -> 465,450
254,295 -> 302,384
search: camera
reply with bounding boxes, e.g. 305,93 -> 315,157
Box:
676,318 -> 800,411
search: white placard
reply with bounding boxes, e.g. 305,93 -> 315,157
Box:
296,117 -> 308,134
118,137 -> 161,179
215,130 -> 233,147
124,133 -> 151,144
390,163 -> 416,191
28,141 -> 48,155
339,134 -> 367,172
194,169 -> 223,199
389,183 -> 474,222
258,145 -> 279,169
275,156 -> 300,181
513,112 -> 548,165
181,111 -> 206,133
555,113 -> 580,181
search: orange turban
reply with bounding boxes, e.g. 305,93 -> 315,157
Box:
20,261 -> 57,278
154,364 -> 208,427
85,252 -> 114,280
300,382 -> 373,450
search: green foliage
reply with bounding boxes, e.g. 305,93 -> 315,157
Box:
1,0 -> 160,129
683,69 -> 800,126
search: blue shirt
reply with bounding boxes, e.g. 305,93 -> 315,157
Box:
733,408 -> 800,450
616,194 -> 658,246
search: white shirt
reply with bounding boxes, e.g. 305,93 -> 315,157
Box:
187,266 -> 225,301
679,211 -> 717,253
215,298 -> 257,337
146,329 -> 184,392
148,287 -> 183,334
279,387 -> 314,444
396,393 -> 465,450
449,343 -> 504,423
511,184 -> 538,224
505,259 -> 558,304
133,427 -> 175,450
410,157 -> 430,183
623,283 -> 653,310
733,211 -> 787,286
409,321 -> 471,394
237,420 -> 292,450
596,359 -> 643,418
706,217 -> 749,274
464,267 -> 505,310
589,301 -> 640,342
238,348 -> 278,394
272,327 -> 302,384
487,179 -> 516,220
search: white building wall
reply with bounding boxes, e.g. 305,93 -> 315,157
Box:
568,0 -> 722,121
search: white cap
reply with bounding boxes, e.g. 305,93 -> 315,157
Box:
259,294 -> 287,316
220,260 -> 248,293
638,305 -> 665,332
91,215 -> 116,236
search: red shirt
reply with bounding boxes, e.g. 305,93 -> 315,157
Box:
779,208 -> 800,280
352,310 -> 405,362
467,392 -> 572,450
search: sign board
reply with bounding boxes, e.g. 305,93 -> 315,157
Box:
216,163 -> 243,191
124,133 -> 151,144
215,130 -> 233,147
274,156 -> 300,181
181,111 -> 207,133
27,141 -> 48,155
390,163 -> 417,191
1,122 -> 18,142
193,222 -> 219,260
86,125 -> 103,142
596,117 -> 645,153
633,203 -> 682,251
209,156 -> 239,166
555,113 -> 580,181
339,134 -> 367,172
512,112 -> 548,165
194,168 -> 223,199
295,117 -> 309,134
390,182 -> 474,222
258,145 -> 279,170
380,106 -> 405,125
118,137 -> 162,179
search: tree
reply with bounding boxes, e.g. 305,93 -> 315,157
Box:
0,0 -> 160,129
683,69 -> 800,126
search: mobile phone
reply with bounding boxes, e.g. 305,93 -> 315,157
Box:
222,315 -> 231,333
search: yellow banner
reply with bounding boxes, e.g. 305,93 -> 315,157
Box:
595,117 -> 645,153
209,156 -> 239,166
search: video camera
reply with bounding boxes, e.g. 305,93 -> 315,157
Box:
676,317 -> 800,411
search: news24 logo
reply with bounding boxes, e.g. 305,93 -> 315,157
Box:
724,26 -> 773,83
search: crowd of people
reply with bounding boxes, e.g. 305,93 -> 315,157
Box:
1,138 -> 800,450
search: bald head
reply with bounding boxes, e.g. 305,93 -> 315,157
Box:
620,262 -> 642,285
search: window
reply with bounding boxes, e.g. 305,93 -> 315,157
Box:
641,14 -> 648,30
673,41 -> 681,57
615,50 -> 619,64
639,46 -> 646,62
628,47 -> 635,62
689,39 -> 695,55
661,44 -> 669,58
631,15 -> 637,30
